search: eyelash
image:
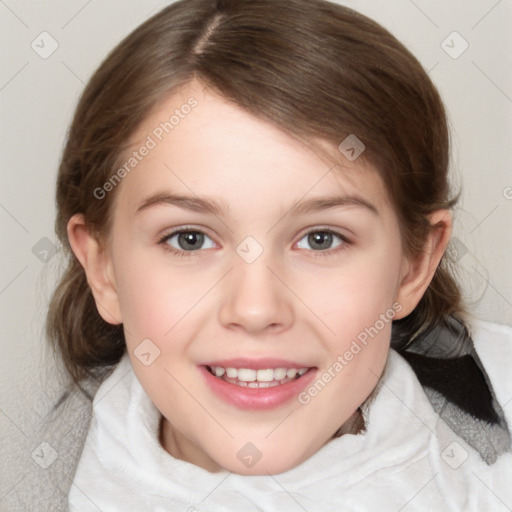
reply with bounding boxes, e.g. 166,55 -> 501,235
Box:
158,226 -> 215,259
157,226 -> 352,259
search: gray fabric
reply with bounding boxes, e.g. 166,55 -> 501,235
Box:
425,388 -> 511,465
392,315 -> 511,464
2,379 -> 97,512
4,317 -> 510,510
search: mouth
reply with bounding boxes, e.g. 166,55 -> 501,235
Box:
199,360 -> 317,410
205,365 -> 310,388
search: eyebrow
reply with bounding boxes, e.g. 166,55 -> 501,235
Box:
137,192 -> 228,215
136,192 -> 378,216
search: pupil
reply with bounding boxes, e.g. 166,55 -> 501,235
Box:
179,232 -> 203,250
309,232 -> 332,250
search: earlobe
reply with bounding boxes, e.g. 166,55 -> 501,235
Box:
67,214 -> 123,325
394,210 -> 452,319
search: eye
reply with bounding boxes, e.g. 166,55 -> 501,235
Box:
296,229 -> 347,252
159,229 -> 216,254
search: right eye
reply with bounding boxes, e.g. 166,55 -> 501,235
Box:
159,229 -> 216,255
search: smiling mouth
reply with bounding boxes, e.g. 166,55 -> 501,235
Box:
205,365 -> 313,388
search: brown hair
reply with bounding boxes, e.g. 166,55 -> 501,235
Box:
47,0 -> 463,384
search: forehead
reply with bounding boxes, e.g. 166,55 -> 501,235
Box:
115,80 -> 391,217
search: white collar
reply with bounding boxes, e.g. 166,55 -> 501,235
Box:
69,349 -> 495,511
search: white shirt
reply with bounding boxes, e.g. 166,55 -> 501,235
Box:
69,319 -> 512,511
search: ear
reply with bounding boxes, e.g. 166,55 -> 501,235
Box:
67,214 -> 122,325
394,209 -> 452,319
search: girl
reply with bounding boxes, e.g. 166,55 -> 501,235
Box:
39,0 -> 512,510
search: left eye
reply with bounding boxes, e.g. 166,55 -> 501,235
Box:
163,230 -> 216,251
296,230 -> 345,251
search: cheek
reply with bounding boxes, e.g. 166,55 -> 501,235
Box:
301,250 -> 402,335
112,248 -> 208,344
293,242 -> 402,399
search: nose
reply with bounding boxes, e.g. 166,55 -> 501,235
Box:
218,256 -> 295,335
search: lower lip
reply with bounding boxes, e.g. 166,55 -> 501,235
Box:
198,366 -> 317,410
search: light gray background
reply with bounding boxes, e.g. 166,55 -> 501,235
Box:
0,0 -> 511,501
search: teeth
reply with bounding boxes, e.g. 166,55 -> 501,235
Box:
209,365 -> 310,384
273,368 -> 287,380
256,369 -> 274,382
214,367 -> 226,377
226,367 -> 238,378
238,369 -> 257,382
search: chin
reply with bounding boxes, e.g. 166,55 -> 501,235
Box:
230,460 -> 299,476
213,445 -> 311,476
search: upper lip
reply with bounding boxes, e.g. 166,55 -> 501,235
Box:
200,358 -> 315,370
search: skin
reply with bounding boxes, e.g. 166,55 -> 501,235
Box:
68,79 -> 451,475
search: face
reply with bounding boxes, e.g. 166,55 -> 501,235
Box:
99,80 -> 410,475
